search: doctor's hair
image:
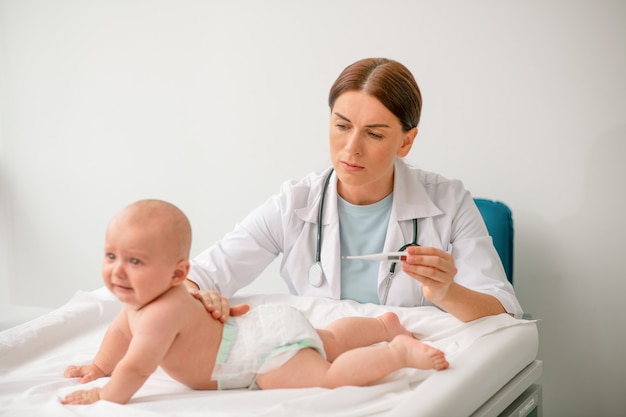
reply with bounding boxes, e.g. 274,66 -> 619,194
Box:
328,58 -> 422,132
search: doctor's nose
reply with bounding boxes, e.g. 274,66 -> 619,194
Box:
344,131 -> 363,154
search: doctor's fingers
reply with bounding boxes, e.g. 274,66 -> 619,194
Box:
402,256 -> 457,284
214,295 -> 231,322
406,246 -> 452,259
229,303 -> 250,318
191,290 -> 230,321
407,249 -> 456,274
404,250 -> 447,275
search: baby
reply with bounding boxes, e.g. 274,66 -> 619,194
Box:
62,199 -> 448,404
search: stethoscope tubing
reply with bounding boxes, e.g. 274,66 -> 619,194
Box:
315,169 -> 335,266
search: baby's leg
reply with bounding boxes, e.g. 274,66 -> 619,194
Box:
322,335 -> 449,387
256,336 -> 448,390
317,312 -> 412,362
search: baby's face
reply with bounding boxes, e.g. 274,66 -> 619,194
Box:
102,213 -> 179,308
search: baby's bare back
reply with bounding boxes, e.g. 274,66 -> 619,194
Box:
137,286 -> 224,390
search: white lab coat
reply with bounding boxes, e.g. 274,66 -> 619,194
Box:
189,159 -> 523,318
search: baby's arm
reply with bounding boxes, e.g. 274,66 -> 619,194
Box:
63,300 -> 181,404
64,309 -> 131,384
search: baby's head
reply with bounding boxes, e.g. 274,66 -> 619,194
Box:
103,199 -> 192,306
111,199 -> 191,258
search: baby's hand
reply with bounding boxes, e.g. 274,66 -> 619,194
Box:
61,387 -> 102,405
64,364 -> 106,384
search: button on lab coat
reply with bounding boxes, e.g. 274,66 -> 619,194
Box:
189,159 -> 523,318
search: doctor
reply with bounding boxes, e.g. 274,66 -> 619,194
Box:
186,57 -> 523,322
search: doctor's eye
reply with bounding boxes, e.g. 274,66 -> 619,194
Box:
335,123 -> 349,131
367,131 -> 383,140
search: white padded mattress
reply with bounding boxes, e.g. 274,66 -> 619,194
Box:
0,288 -> 538,417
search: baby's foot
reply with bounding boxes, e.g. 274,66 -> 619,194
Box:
391,334 -> 449,371
378,312 -> 414,341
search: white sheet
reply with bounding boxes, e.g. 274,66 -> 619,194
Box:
0,288 -> 538,417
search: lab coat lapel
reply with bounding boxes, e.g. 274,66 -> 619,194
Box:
392,159 -> 442,222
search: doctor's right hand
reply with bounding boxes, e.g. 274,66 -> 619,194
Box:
189,289 -> 250,322
401,245 -> 457,304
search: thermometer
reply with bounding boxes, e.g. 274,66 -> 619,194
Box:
341,252 -> 408,262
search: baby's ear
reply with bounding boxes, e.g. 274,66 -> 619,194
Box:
172,260 -> 191,286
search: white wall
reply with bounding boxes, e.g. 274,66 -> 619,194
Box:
1,1 -> 625,415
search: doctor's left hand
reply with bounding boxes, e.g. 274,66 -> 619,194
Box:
189,290 -> 250,322
401,246 -> 457,303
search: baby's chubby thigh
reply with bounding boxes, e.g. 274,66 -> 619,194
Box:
256,347 -> 330,389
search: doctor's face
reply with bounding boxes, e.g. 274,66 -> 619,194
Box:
329,91 -> 417,205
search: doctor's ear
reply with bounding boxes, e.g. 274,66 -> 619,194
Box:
397,128 -> 417,157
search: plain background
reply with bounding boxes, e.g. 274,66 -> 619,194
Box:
1,1 -> 624,415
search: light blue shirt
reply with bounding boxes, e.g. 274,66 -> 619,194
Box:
339,193 -> 393,304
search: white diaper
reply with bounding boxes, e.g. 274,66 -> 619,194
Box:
212,304 -> 326,390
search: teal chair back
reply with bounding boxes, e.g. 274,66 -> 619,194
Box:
474,199 -> 514,285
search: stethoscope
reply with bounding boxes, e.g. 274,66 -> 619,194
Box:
308,169 -> 420,304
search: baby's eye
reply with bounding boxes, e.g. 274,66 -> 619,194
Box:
130,258 -> 141,265
106,253 -> 115,260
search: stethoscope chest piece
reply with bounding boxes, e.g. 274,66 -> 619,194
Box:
308,262 -> 324,287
